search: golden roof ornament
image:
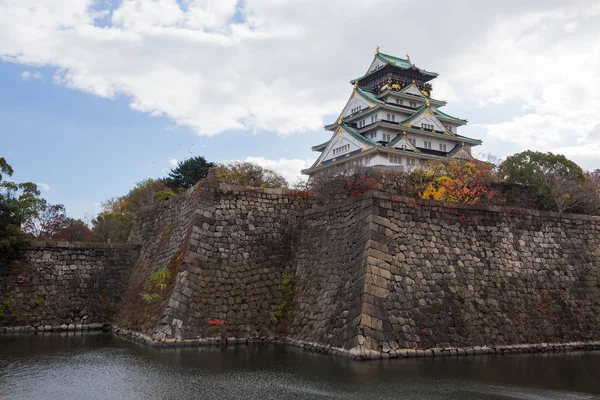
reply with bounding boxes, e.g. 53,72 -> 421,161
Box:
425,98 -> 430,107
376,45 -> 380,54
353,81 -> 358,89
337,115 -> 343,124
406,54 -> 411,63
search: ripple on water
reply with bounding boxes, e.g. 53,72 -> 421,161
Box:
0,335 -> 599,400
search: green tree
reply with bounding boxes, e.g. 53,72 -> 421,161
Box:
91,197 -> 132,243
498,151 -> 587,212
126,179 -> 175,213
91,179 -> 175,243
0,158 -> 46,253
213,161 -> 288,188
165,156 -> 214,190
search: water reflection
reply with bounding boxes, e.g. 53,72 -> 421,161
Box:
0,333 -> 598,399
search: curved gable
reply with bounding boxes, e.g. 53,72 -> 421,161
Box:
335,89 -> 377,122
401,82 -> 426,97
312,126 -> 374,167
404,108 -> 452,135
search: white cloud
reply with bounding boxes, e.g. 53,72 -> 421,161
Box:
480,114 -> 564,148
1,0 -> 600,171
21,70 -> 42,80
169,158 -> 178,167
244,156 -> 312,185
37,183 -> 51,191
444,5 -> 600,169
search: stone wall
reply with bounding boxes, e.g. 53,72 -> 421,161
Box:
117,188 -> 600,358
288,196 -> 372,350
3,185 -> 600,359
354,192 -> 600,357
0,241 -> 139,331
115,178 -> 318,342
115,181 -> 200,332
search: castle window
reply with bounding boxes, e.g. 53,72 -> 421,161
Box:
439,144 -> 447,151
332,144 -> 350,155
370,132 -> 376,139
409,101 -> 417,107
409,138 -> 416,146
421,123 -> 434,130
407,158 -> 416,166
423,141 -> 432,149
390,155 -> 402,164
383,134 -> 391,142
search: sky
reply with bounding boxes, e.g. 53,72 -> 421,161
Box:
1,0 -> 600,220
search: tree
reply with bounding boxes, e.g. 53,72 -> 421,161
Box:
91,179 -> 176,243
165,156 -> 214,190
306,165 -> 379,199
213,161 -> 288,188
91,197 -> 133,243
126,179 -> 175,213
498,151 -> 585,211
54,218 -> 93,242
24,204 -> 68,239
587,169 -> 600,197
418,160 -> 499,204
0,158 -> 47,253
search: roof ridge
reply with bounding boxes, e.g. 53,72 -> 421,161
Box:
341,122 -> 378,146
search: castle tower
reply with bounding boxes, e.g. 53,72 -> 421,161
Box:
302,48 -> 481,176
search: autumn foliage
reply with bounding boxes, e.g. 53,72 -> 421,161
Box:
418,160 -> 500,204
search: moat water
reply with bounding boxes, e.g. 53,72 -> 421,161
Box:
0,333 -> 599,399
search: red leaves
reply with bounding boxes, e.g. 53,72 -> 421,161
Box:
208,318 -> 223,326
349,176 -> 377,196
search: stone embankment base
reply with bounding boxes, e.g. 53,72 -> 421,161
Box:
1,323 -> 109,333
4,325 -> 600,361
109,327 -> 600,360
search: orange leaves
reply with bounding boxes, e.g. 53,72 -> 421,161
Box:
418,160 -> 499,205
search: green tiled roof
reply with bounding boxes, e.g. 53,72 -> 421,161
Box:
434,109 -> 467,123
355,87 -> 382,104
377,53 -> 438,77
399,105 -> 428,125
399,105 -> 468,127
311,140 -> 329,151
341,122 -> 378,147
350,52 -> 438,84
387,133 -> 410,147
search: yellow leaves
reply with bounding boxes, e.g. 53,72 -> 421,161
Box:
417,159 -> 497,205
420,176 -> 452,201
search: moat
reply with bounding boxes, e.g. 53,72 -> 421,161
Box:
1,333 -> 599,399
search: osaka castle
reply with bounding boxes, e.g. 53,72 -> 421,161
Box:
302,47 -> 481,176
